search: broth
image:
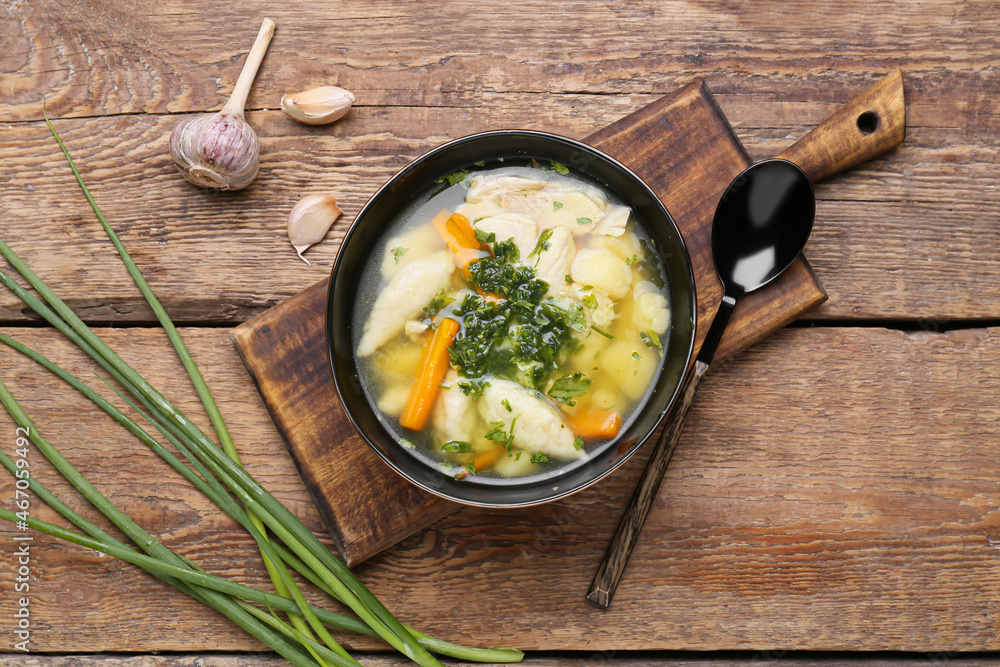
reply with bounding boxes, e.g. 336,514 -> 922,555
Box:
352,161 -> 671,482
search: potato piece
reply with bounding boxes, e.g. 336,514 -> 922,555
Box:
570,249 -> 633,300
632,281 -> 671,335
492,450 -> 537,477
373,339 -> 424,377
600,339 -> 658,401
377,385 -> 411,417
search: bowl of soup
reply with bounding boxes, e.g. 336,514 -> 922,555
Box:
327,130 -> 696,507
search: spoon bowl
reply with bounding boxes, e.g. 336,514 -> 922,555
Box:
713,159 -> 816,296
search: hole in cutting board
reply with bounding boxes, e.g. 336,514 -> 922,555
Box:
857,110 -> 880,134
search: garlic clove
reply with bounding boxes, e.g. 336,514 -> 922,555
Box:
288,194 -> 343,264
280,86 -> 355,125
169,113 -> 261,190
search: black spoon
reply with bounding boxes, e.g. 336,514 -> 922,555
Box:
587,158 -> 815,608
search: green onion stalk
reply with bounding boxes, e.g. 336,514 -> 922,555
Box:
0,118 -> 523,666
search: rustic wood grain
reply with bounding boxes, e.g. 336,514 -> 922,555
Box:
0,2 -> 996,322
230,80 -> 827,567
1,325 -> 1000,652
2,655 -> 997,667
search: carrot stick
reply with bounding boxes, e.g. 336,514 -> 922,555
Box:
565,408 -> 622,440
399,317 -> 460,431
433,210 -> 489,270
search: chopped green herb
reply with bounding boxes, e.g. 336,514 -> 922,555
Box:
582,293 -> 598,310
391,246 -> 409,264
632,351 -> 641,360
424,289 -> 455,318
573,435 -> 585,451
399,438 -> 416,450
484,421 -> 508,442
528,229 -> 554,260
438,461 -> 456,475
438,169 -> 470,186
501,398 -> 512,412
591,325 -> 614,339
552,162 -> 570,175
547,371 -> 592,407
564,274 -> 573,283
474,160 -> 486,167
530,452 -> 549,464
442,440 -> 474,453
625,253 -> 638,265
457,378 -> 490,400
640,329 -> 663,356
474,229 -> 496,244
576,217 -> 592,225
553,201 -> 564,211
515,452 -> 522,461
581,285 -> 593,290
466,461 -> 477,475
439,381 -> 452,389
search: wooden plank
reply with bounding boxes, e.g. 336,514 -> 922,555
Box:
1,655 -> 997,667
2,0 -> 998,125
1,325 -> 999,652
0,97 -> 995,322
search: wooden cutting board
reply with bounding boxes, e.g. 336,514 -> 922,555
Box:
231,79 -> 830,567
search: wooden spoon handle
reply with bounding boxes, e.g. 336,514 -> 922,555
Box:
776,69 -> 906,183
586,359 -> 709,608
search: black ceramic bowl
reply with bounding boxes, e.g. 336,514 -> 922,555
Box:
327,130 -> 696,507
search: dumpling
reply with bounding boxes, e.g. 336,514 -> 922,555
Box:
357,251 -> 454,357
479,379 -> 583,461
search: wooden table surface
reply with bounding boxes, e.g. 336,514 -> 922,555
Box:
1,1 -> 998,665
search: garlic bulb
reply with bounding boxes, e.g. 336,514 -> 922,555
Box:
280,86 -> 355,125
169,19 -> 275,190
288,195 -> 343,264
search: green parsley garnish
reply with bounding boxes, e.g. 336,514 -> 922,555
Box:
441,441 -> 474,453
484,421 -> 508,442
438,169 -> 470,186
553,201 -> 564,211
582,293 -> 598,310
424,289 -> 455,318
632,351 -> 641,360
515,452 -> 522,462
564,274 -> 573,283
530,452 -> 549,464
391,246 -> 408,264
590,325 -> 615,339
552,162 -> 570,175
547,371 -> 592,407
457,379 -> 490,400
399,438 -> 416,450
474,229 -> 496,244
466,461 -> 477,475
474,160 -> 486,167
576,217 -> 592,225
528,229 -> 554,260
625,253 -> 638,265
640,329 -> 663,356
501,398 -> 512,412
573,435 -> 585,450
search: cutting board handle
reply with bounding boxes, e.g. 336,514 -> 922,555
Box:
776,70 -> 905,183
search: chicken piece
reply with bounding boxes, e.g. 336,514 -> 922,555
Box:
570,248 -> 633,300
465,173 -> 548,205
432,370 -> 477,444
532,183 -> 608,236
474,213 -> 538,261
455,199 -> 504,224
533,227 -> 576,296
357,251 -> 454,357
632,281 -> 670,334
479,379 -> 583,461
593,205 -> 630,237
380,224 -> 442,278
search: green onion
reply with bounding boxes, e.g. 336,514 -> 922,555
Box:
0,118 -> 524,666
